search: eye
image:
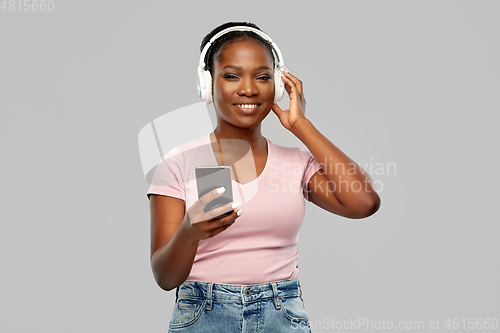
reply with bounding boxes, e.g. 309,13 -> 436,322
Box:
223,74 -> 238,80
258,75 -> 271,81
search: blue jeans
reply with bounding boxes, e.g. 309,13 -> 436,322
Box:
168,279 -> 312,332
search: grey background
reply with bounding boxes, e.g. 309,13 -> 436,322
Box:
1,0 -> 499,332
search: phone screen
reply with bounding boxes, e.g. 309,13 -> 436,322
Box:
195,166 -> 234,219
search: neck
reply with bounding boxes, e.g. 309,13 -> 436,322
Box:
213,122 -> 266,148
210,120 -> 268,169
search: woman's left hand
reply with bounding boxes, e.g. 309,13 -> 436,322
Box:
271,70 -> 307,132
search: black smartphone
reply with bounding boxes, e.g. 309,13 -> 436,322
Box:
195,166 -> 234,221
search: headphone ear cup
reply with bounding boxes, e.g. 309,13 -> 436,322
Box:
197,69 -> 213,104
205,70 -> 213,104
274,68 -> 284,103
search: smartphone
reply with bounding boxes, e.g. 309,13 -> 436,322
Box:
195,166 -> 234,221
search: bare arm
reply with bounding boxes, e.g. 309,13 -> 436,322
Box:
294,118 -> 381,219
150,195 -> 197,291
149,189 -> 242,291
272,70 -> 380,219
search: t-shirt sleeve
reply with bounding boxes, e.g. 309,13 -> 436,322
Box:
146,147 -> 185,201
301,151 -> 323,201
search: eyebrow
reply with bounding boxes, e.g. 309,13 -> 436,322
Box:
222,65 -> 272,71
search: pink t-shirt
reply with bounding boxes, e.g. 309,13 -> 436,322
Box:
147,133 -> 322,285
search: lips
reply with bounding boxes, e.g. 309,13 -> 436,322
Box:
233,103 -> 261,114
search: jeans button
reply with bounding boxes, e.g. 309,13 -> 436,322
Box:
245,289 -> 251,296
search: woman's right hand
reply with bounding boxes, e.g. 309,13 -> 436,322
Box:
181,187 -> 242,241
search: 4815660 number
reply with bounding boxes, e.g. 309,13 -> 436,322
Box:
1,0 -> 55,11
444,318 -> 499,330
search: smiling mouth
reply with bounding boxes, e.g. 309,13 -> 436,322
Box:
233,103 -> 261,114
233,104 -> 261,108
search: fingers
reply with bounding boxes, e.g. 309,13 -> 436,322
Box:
189,187 -> 242,225
209,208 -> 242,227
281,75 -> 293,95
283,70 -> 303,91
206,201 -> 240,221
201,209 -> 243,239
282,70 -> 304,98
199,186 -> 226,208
184,185 -> 244,239
271,103 -> 283,117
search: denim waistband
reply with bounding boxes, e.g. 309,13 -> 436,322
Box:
176,279 -> 302,309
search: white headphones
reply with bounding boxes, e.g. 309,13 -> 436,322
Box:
197,26 -> 285,104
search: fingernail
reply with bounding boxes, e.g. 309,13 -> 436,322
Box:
237,209 -> 243,216
231,202 -> 240,209
217,187 -> 225,194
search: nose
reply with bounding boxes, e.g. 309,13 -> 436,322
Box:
237,76 -> 258,97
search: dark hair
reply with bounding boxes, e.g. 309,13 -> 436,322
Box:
200,22 -> 275,75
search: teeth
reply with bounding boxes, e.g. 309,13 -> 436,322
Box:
235,104 -> 258,108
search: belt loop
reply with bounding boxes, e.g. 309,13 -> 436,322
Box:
271,282 -> 281,310
206,283 -> 213,310
175,286 -> 179,302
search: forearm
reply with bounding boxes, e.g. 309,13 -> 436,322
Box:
150,220 -> 199,291
291,118 -> 380,209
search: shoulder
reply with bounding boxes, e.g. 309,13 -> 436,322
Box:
168,133 -> 210,154
267,139 -> 313,164
163,133 -> 210,160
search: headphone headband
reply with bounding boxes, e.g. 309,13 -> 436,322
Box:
199,26 -> 284,71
